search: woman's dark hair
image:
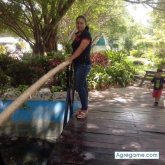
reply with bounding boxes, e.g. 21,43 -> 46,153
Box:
76,15 -> 89,31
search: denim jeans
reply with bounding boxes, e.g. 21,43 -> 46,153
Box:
74,64 -> 91,111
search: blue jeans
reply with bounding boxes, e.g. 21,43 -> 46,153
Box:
74,64 -> 91,111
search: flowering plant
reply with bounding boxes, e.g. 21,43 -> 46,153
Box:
91,52 -> 109,66
49,58 -> 62,68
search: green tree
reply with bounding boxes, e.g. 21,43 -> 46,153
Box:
59,0 -> 145,53
124,0 -> 165,10
0,0 -> 75,55
150,0 -> 165,57
124,37 -> 133,54
59,0 -> 127,43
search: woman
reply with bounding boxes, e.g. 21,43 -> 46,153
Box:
68,15 -> 92,119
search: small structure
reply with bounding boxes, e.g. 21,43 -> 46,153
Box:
92,34 -> 111,53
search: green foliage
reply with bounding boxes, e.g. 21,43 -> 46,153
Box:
0,45 -> 7,54
0,0 -> 76,54
134,39 -> 154,50
106,51 -> 126,64
106,51 -> 135,87
0,52 -> 66,89
141,50 -> 155,61
0,69 -> 10,87
130,49 -> 143,58
88,51 -> 135,89
17,85 -> 29,93
88,66 -> 111,90
150,1 -> 165,62
157,59 -> 165,69
106,62 -> 135,87
0,54 -> 18,71
0,50 -> 136,91
155,48 -> 165,59
59,0 -> 128,43
51,86 -> 63,93
124,38 -> 133,54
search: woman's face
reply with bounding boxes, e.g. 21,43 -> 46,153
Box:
76,18 -> 86,32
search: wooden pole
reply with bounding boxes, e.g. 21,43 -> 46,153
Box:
0,60 -> 71,127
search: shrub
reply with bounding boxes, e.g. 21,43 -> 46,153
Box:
0,69 -> 10,87
29,64 -> 46,83
130,49 -> 143,57
51,85 -> 64,92
106,51 -> 126,64
88,66 -> 111,90
0,50 -> 135,91
47,51 -> 66,60
91,52 -> 109,66
0,54 -> 18,71
157,59 -> 165,69
88,51 -> 136,89
105,61 -> 135,87
6,62 -> 34,86
17,85 -> 29,93
0,45 -> 7,54
49,58 -> 62,69
141,50 -> 155,62
155,48 -> 165,59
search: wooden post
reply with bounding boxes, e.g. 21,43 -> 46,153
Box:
0,60 -> 71,127
139,71 -> 148,87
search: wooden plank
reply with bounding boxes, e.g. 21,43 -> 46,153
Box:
47,88 -> 165,165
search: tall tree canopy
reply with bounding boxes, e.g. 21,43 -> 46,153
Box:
124,0 -> 165,11
150,0 -> 165,55
0,0 -> 164,55
0,0 -> 75,54
59,0 -> 127,42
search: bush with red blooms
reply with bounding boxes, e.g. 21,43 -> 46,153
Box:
49,58 -> 62,69
91,52 -> 109,66
29,65 -> 45,77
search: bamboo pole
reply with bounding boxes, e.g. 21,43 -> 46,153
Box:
0,60 -> 71,127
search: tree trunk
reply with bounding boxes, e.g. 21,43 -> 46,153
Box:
33,41 -> 45,55
45,26 -> 58,52
32,26 -> 58,55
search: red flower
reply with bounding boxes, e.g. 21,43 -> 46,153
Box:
49,58 -> 62,68
91,53 -> 109,66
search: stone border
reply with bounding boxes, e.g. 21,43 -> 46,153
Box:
0,88 -> 80,101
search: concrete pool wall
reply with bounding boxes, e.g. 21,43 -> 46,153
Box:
0,100 -> 80,141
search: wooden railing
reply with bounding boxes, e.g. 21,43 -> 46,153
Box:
0,60 -> 71,127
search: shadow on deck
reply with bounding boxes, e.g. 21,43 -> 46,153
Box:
47,86 -> 165,165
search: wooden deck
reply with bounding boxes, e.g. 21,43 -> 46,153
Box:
47,87 -> 165,165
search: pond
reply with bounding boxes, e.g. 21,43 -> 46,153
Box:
0,99 -> 80,165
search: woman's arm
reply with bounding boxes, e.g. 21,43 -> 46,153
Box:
71,33 -> 76,41
69,39 -> 90,61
